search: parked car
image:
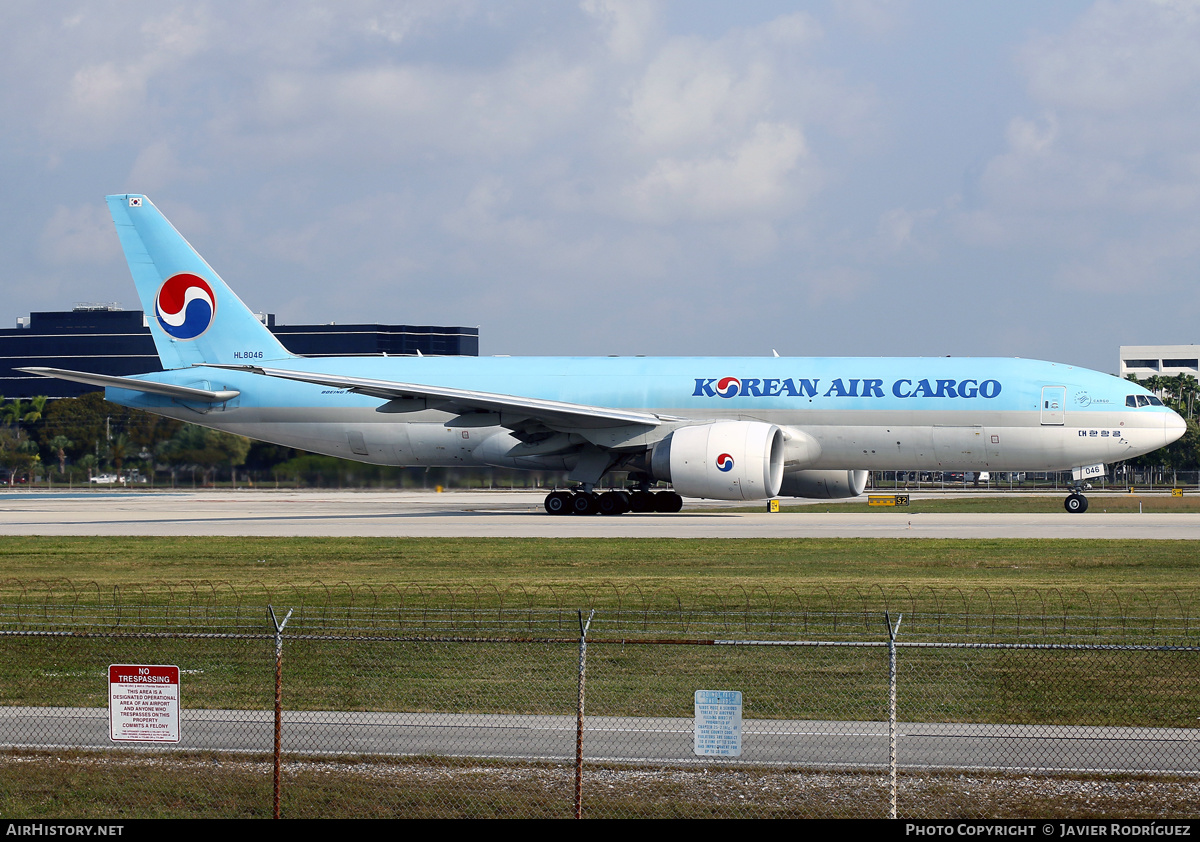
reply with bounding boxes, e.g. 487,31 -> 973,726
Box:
89,474 -> 120,484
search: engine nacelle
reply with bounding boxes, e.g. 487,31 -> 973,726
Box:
778,469 -> 869,499
651,421 -> 784,500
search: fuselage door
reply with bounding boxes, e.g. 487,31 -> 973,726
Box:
1040,386 -> 1066,425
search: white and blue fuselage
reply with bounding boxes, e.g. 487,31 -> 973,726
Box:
22,195 -> 1186,513
107,353 -> 1180,475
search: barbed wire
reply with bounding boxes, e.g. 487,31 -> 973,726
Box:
0,579 -> 1196,643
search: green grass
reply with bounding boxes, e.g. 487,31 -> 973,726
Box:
1,536 -> 1199,600
3,751 -> 1198,819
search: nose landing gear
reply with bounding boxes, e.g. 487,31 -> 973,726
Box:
1064,491 -> 1089,513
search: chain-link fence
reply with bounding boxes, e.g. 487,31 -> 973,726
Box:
3,598 -> 1200,818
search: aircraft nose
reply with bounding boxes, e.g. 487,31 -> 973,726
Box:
1165,409 -> 1187,445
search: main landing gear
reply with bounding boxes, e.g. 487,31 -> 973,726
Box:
1064,491 -> 1089,513
543,489 -> 683,515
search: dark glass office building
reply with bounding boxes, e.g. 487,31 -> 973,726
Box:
1,306 -> 479,398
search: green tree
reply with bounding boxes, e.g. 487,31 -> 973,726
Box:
108,433 -> 131,477
159,425 -> 251,485
22,395 -> 47,426
0,427 -> 39,484
1177,374 -> 1198,419
48,435 -> 72,475
2,399 -> 25,432
39,392 -> 107,462
77,453 -> 97,481
39,392 -> 184,466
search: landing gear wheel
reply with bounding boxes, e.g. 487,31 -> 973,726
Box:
571,492 -> 599,516
544,491 -> 572,515
628,491 -> 656,513
653,491 -> 684,513
1064,493 -> 1089,514
597,491 -> 630,516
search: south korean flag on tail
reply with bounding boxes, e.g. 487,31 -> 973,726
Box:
128,197 -> 142,207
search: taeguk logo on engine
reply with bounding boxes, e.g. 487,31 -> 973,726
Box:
715,453 -> 735,472
156,274 -> 216,340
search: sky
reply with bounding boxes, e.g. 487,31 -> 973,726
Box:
2,0 -> 1199,373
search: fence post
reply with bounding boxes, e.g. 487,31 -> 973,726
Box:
268,605 -> 293,820
887,611 -> 902,820
575,608 -> 595,819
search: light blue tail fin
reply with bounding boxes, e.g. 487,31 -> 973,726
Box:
106,194 -> 295,370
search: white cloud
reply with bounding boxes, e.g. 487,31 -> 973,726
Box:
958,0 -> 1200,293
875,206 -> 937,256
1004,113 -> 1057,157
0,2 -> 889,356
1019,0 -> 1200,113
623,38 -> 773,153
38,204 -> 119,266
833,0 -> 909,39
127,140 -> 205,193
1054,226 -> 1198,294
621,121 -> 810,223
802,265 -> 873,308
46,8 -> 211,145
364,0 -> 478,45
580,0 -> 660,62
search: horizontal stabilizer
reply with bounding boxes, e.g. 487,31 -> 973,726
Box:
206,364 -> 674,428
18,367 -> 239,403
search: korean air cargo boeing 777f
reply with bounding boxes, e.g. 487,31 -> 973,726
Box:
21,195 -> 1187,515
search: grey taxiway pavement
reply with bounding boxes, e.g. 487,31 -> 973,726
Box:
5,707 -> 1197,774
0,489 -> 1197,538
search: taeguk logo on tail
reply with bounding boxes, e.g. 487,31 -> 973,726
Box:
715,453 -> 735,472
155,274 -> 216,340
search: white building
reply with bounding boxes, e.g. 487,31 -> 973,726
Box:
1119,345 -> 1200,380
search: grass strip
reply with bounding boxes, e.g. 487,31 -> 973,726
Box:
2,751 -> 1198,819
1,536 -> 1199,599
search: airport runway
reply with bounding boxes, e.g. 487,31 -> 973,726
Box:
0,489 -> 1197,538
3,706 -> 1196,774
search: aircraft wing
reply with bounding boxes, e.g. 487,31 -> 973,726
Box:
18,367 -> 240,403
205,364 -> 678,429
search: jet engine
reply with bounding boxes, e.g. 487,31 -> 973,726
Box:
651,421 -> 784,500
778,469 -> 868,499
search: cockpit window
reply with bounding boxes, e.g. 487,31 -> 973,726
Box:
1148,395 -> 1164,406
1127,395 -> 1137,407
1126,394 -> 1164,408
1137,395 -> 1150,407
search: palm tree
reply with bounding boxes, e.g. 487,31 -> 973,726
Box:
1178,374 -> 1199,419
77,453 -> 97,482
2,399 -> 24,432
1145,375 -> 1165,399
48,435 -> 72,475
22,395 -> 46,426
109,433 -> 131,480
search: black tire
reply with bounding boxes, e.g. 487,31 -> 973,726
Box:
654,491 -> 683,513
597,491 -> 629,516
544,491 -> 571,515
628,491 -> 655,513
571,492 -> 598,516
1064,493 -> 1088,514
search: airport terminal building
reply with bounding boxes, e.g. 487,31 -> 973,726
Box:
1,304 -> 479,398
1119,345 -> 1200,381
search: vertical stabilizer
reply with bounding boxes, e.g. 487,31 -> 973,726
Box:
106,194 -> 295,369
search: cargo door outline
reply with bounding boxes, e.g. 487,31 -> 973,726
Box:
1041,386 -> 1066,425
